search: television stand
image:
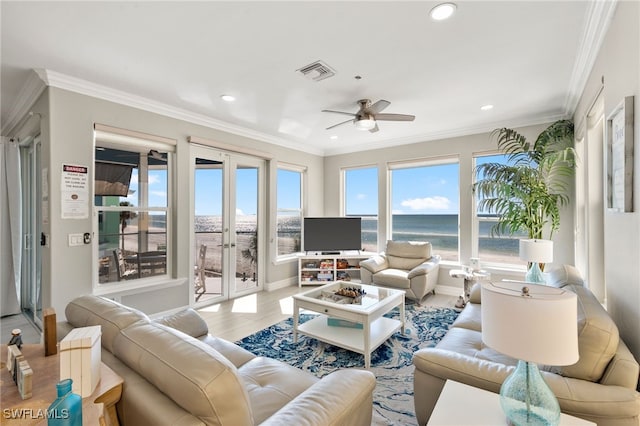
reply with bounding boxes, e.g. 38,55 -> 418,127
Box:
297,252 -> 375,287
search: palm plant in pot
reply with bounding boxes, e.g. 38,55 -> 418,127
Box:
473,119 -> 576,273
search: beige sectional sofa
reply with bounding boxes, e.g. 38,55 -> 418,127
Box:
58,295 -> 376,426
413,265 -> 640,426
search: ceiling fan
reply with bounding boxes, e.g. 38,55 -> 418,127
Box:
322,99 -> 415,133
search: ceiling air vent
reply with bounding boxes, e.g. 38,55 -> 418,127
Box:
296,60 -> 336,82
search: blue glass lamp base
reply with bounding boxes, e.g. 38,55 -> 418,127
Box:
525,262 -> 546,284
500,360 -> 560,426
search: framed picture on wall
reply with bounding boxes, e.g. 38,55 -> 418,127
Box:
606,96 -> 634,212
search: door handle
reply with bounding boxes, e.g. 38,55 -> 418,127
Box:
223,243 -> 230,248
230,243 -> 236,248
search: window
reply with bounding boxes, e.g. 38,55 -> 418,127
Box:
390,159 -> 459,261
276,166 -> 303,257
474,153 -> 526,266
344,167 -> 378,252
94,127 -> 174,285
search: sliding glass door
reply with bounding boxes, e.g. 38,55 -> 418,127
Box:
191,145 -> 264,304
20,137 -> 43,328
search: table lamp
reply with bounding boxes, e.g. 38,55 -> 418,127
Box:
481,281 -> 578,426
519,239 -> 553,284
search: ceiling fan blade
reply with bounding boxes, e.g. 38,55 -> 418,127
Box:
373,113 -> 415,122
326,118 -> 354,130
368,100 -> 390,114
322,109 -> 356,117
369,122 -> 380,133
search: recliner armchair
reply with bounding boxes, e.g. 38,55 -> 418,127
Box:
360,240 -> 440,302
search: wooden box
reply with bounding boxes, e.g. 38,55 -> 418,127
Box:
60,325 -> 102,397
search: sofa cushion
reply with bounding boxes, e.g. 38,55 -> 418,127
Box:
113,321 -> 253,426
386,241 -> 432,270
373,269 -> 411,289
451,303 -> 482,332
545,284 -> 620,383
154,308 -> 209,338
65,295 -> 149,353
239,357 -> 319,424
433,327 -> 518,367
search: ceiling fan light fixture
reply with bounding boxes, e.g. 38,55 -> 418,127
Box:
430,3 -> 457,21
355,118 -> 376,130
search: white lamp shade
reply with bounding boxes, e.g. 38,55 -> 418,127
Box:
481,281 -> 578,366
519,239 -> 553,263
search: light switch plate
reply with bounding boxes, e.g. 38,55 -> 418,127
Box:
68,233 -> 84,246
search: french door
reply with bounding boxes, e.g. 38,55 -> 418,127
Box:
191,145 -> 264,304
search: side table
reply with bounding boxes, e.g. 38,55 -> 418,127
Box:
449,268 -> 491,308
1,344 -> 123,426
428,380 -> 595,425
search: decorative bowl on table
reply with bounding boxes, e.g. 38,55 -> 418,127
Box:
320,287 -> 366,304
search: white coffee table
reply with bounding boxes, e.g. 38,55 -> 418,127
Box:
293,281 -> 405,368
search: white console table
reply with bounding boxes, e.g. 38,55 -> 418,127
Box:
428,380 -> 595,425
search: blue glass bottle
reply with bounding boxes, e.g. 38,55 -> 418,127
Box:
47,379 -> 82,426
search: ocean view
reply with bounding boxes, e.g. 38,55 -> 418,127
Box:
275,214 -> 523,263
132,214 -> 524,274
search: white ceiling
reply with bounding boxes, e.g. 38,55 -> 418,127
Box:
1,1 -> 614,156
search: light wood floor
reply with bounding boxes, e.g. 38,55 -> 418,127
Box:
196,285 -> 458,343
1,286 -> 458,346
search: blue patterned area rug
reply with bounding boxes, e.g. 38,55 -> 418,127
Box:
236,304 -> 459,425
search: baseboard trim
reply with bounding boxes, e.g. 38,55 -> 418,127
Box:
265,277 -> 297,291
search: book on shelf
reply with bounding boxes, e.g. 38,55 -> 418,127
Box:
327,317 -> 363,329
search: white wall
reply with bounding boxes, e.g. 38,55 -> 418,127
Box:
574,0 -> 640,365
38,87 -> 323,317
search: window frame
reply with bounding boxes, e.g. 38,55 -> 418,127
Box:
342,165 -> 379,253
472,151 -> 527,269
274,162 -> 305,262
92,126 -> 176,292
388,155 -> 460,262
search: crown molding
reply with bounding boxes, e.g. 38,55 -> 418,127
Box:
1,70 -> 46,136
323,113 -> 569,156
563,0 -> 618,116
35,69 -> 324,156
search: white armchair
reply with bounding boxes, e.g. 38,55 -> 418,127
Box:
360,240 -> 440,302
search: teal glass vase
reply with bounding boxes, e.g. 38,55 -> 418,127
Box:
500,360 -> 560,426
525,262 -> 546,284
47,379 -> 82,426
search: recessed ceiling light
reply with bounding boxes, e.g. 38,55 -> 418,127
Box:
430,3 -> 457,21
480,104 -> 494,111
221,94 -> 235,102
330,135 -> 338,140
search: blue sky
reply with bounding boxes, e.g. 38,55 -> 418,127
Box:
345,154 -> 508,216
125,154 -> 507,216
192,168 -> 259,216
123,169 -> 168,208
345,164 -> 462,215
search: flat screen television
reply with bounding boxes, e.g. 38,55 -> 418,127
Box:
303,217 -> 362,253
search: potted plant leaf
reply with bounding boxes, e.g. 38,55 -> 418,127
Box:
473,119 -> 576,268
